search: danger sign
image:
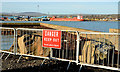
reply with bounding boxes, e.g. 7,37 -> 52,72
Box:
42,30 -> 61,49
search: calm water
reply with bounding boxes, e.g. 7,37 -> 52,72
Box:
1,21 -> 119,32
1,35 -> 14,50
41,21 -> 119,32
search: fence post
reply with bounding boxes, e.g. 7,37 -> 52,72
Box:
15,28 -> 18,55
76,31 -> 80,65
14,28 -> 16,55
50,48 -> 53,58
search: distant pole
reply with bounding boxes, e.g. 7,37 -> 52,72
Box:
48,12 -> 49,16
37,5 -> 39,13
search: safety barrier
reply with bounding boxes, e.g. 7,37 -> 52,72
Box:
15,28 -> 78,64
15,28 -> 49,60
0,27 -> 120,71
50,31 -> 78,62
0,27 -> 15,60
78,32 -> 120,71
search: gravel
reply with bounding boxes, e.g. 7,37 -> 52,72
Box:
1,53 -> 118,72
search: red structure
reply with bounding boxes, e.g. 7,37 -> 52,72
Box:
50,16 -> 84,21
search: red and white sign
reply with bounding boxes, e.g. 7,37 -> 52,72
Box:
42,30 -> 61,49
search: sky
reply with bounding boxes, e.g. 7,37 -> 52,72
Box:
1,0 -> 119,14
1,0 -> 120,2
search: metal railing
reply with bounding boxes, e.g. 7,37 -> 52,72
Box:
78,32 -> 120,71
15,28 -> 49,60
15,28 -> 78,64
50,30 -> 78,63
0,27 -> 120,71
0,27 -> 15,60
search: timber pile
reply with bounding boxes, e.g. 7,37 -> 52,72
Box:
79,38 -> 115,64
9,32 -> 50,57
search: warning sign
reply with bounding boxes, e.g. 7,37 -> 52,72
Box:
42,30 -> 61,49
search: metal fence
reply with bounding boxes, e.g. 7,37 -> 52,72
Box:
50,31 -> 78,63
15,28 -> 49,60
15,28 -> 78,64
78,32 -> 120,71
0,27 -> 15,60
0,27 -> 120,71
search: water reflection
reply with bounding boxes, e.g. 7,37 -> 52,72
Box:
1,35 -> 14,50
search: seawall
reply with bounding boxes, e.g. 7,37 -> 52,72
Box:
40,23 -> 100,32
